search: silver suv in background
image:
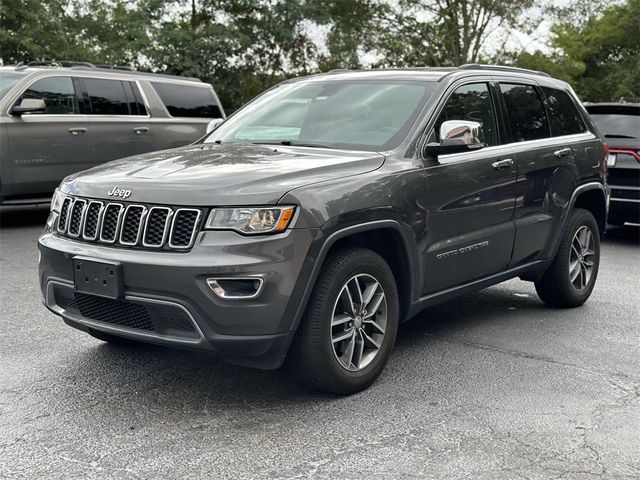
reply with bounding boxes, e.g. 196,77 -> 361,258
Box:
0,61 -> 225,205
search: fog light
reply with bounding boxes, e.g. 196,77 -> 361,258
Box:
207,277 -> 264,299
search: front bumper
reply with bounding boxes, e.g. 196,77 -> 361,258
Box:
38,223 -> 319,369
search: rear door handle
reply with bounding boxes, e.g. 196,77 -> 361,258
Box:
68,127 -> 87,135
133,127 -> 149,134
491,158 -> 514,170
554,147 -> 572,158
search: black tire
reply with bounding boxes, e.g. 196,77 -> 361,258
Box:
290,247 -> 399,395
88,329 -> 139,346
535,208 -> 600,308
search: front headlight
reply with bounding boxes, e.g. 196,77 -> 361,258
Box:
50,188 -> 65,213
205,206 -> 295,234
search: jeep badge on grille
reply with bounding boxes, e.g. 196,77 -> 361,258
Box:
107,187 -> 132,199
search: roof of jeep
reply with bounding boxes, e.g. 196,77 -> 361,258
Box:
285,64 -> 557,84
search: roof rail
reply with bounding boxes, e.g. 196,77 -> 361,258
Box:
457,63 -> 551,78
95,64 -> 136,72
69,66 -> 202,82
327,69 -> 351,74
12,60 -> 201,82
28,60 -> 97,68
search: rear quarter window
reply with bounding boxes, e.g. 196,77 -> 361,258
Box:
542,87 -> 586,136
151,82 -> 222,118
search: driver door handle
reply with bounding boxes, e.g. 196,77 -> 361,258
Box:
491,158 -> 514,170
133,127 -> 149,134
68,127 -> 87,135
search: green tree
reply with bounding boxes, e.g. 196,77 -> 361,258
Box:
513,0 -> 640,102
370,0 -> 537,67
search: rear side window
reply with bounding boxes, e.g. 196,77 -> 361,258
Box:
18,76 -> 79,114
85,78 -> 130,115
500,84 -> 550,142
542,87 -> 586,136
151,82 -> 222,118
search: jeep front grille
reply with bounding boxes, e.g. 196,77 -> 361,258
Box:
57,196 -> 202,251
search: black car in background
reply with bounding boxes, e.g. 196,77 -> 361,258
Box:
585,103 -> 640,226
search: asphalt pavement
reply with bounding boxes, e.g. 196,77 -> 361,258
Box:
1,206 -> 639,479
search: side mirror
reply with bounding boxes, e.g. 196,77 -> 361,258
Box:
206,118 -> 224,133
425,120 -> 485,157
11,98 -> 46,116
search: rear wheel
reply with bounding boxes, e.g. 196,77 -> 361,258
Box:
290,247 -> 399,395
535,208 -> 600,307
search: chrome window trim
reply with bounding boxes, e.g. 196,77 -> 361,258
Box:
134,79 -> 152,115
81,200 -> 105,241
99,203 -> 125,244
142,207 -> 174,248
119,204 -> 148,246
168,208 -> 202,249
66,199 -> 87,238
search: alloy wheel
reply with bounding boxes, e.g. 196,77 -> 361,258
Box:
569,225 -> 596,291
330,274 -> 387,372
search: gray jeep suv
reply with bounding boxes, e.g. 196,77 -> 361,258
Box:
0,61 -> 225,204
38,65 -> 608,394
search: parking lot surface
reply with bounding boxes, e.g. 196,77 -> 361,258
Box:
1,207 -> 639,479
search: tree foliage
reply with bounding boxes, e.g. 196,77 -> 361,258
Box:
0,0 -> 636,109
512,0 -> 640,102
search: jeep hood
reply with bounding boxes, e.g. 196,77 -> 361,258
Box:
60,143 -> 385,206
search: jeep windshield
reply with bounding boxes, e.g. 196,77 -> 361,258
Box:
204,79 -> 436,151
0,71 -> 27,101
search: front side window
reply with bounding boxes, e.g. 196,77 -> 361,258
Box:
204,80 -> 435,151
17,76 -> 79,114
0,71 -> 27,101
434,83 -> 498,146
84,78 -> 130,115
542,87 -> 586,136
500,83 -> 550,142
152,82 -> 222,118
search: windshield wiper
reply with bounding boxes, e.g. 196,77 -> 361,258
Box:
252,140 -> 335,149
604,134 -> 636,139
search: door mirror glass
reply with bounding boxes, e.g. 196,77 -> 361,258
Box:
206,118 -> 224,133
11,98 -> 47,116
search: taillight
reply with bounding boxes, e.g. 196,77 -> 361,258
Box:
604,143 -> 615,168
608,146 -> 640,165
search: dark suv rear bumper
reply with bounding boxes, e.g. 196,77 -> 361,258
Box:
608,165 -> 640,224
38,223 -> 318,369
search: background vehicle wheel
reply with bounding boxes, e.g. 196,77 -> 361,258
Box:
88,329 -> 139,346
290,247 -> 399,395
535,208 -> 600,308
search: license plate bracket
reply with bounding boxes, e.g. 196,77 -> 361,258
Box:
73,257 -> 123,299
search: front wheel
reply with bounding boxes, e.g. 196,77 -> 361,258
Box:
535,208 -> 600,307
290,247 -> 399,395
